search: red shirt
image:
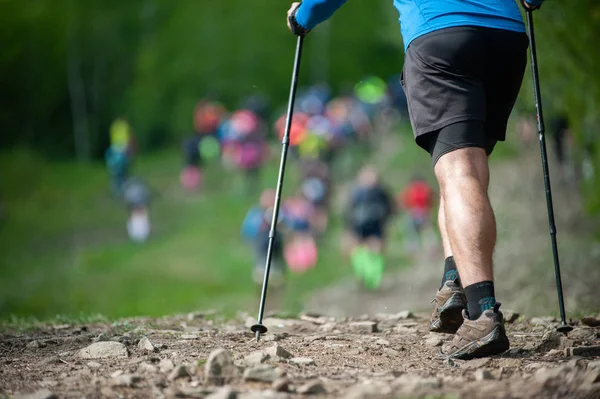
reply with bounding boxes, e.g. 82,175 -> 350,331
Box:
400,181 -> 433,214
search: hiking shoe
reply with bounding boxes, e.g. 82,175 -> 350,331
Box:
440,303 -> 510,360
429,279 -> 466,333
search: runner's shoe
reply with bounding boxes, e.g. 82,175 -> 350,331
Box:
429,279 -> 466,333
440,303 -> 510,360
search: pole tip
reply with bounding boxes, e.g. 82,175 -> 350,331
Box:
556,324 -> 573,333
251,323 -> 268,341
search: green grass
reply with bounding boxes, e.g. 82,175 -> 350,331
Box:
0,125 -> 430,321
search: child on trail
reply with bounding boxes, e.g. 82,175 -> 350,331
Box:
241,189 -> 285,287
344,166 -> 395,289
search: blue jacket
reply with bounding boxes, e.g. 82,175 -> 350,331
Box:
295,0 -> 541,51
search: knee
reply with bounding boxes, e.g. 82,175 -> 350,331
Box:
434,148 -> 488,193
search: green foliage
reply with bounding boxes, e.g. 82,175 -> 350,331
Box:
528,2 -> 600,213
0,0 -> 403,158
1,0 -> 599,210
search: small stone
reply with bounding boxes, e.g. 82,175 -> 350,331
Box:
297,380 -> 326,395
14,389 -> 57,399
177,387 -> 212,398
463,358 -> 491,369
567,357 -> 587,370
393,375 -> 441,391
87,361 -> 102,369
375,339 -> 390,346
538,330 -> 562,351
39,380 -> 58,388
318,323 -> 338,333
524,362 -> 544,371
568,328 -> 597,343
424,334 -> 444,347
396,310 -> 415,320
242,364 -> 281,382
533,367 -> 566,386
159,358 -> 175,373
137,362 -> 158,373
581,317 -> 600,327
530,317 -> 554,326
262,333 -> 288,342
272,378 -> 291,392
138,337 -> 156,353
559,337 -> 575,350
565,345 -> 600,357
26,340 -> 46,349
237,391 -> 286,399
110,370 -> 124,378
168,365 -> 191,381
349,321 -> 378,334
109,373 -> 141,387
545,349 -> 563,358
290,357 -> 316,366
205,349 -> 239,385
35,356 -> 59,367
78,341 -> 128,359
345,383 -> 392,399
205,387 -> 237,399
244,351 -> 268,365
584,369 -> 600,385
474,369 -> 494,381
264,345 -> 293,360
588,360 -> 600,370
497,358 -> 521,368
503,310 -> 520,324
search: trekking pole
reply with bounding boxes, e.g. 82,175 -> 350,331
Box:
251,35 -> 305,341
525,10 -> 572,333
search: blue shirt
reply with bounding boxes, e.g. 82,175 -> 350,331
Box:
295,0 -> 533,51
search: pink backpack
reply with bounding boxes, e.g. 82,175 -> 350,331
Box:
180,166 -> 203,191
285,237 -> 318,273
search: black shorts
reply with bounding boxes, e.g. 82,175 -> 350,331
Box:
401,26 -> 528,164
352,221 -> 384,240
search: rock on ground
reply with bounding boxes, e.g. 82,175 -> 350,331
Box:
14,389 -> 57,399
2,311 -> 600,399
78,341 -> 128,359
205,348 -> 239,385
243,365 -> 281,383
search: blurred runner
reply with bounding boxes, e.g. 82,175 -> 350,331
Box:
300,158 -> 331,235
344,166 -> 395,289
398,174 -> 436,255
241,189 -> 285,287
105,118 -> 135,197
180,134 -> 203,191
282,193 -> 318,273
122,176 -> 152,243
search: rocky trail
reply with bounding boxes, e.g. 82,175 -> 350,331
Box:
1,310 -> 600,398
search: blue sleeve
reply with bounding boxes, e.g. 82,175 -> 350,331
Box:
295,0 -> 347,30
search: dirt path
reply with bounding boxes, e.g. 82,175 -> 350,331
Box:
1,312 -> 599,398
306,150 -> 600,318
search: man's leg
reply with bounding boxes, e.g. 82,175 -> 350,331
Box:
435,147 -> 494,286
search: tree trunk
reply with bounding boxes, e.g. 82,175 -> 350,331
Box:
66,0 -> 91,162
